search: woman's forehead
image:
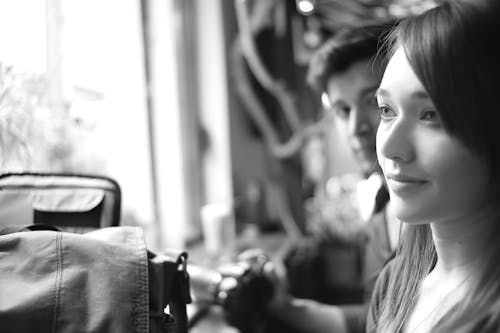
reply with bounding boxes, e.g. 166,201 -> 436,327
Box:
379,48 -> 426,99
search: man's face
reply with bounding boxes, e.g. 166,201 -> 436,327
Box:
325,59 -> 382,176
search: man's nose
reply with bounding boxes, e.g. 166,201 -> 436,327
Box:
349,107 -> 372,137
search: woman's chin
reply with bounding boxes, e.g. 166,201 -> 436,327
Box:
391,199 -> 429,225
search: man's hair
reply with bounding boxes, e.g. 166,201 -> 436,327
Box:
306,20 -> 396,94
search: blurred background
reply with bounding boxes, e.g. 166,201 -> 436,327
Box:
0,0 -> 438,253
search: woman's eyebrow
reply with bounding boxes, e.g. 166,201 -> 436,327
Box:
411,90 -> 431,100
374,88 -> 430,100
374,87 -> 389,98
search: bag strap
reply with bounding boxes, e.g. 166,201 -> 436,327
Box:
0,224 -> 60,235
166,251 -> 190,333
148,249 -> 192,333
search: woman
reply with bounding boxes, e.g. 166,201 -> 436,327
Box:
368,1 -> 500,332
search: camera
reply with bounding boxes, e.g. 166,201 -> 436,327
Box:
188,250 -> 275,333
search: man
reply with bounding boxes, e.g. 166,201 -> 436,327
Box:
266,20 -> 401,333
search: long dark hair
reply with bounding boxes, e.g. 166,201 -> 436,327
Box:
377,1 -> 500,332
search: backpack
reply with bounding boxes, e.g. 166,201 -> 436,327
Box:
0,172 -> 121,233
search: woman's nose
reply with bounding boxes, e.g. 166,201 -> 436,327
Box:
377,118 -> 414,163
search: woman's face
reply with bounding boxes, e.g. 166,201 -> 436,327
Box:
375,47 -> 491,224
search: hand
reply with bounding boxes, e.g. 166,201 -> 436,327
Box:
236,249 -> 289,313
216,249 -> 276,333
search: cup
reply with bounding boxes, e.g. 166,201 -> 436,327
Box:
200,203 -> 235,259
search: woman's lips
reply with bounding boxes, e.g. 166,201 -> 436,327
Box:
386,173 -> 428,195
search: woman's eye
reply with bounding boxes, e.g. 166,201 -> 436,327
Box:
420,110 -> 441,123
379,106 -> 396,119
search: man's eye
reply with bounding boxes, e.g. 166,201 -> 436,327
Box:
379,106 -> 396,119
365,96 -> 378,107
335,106 -> 350,119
